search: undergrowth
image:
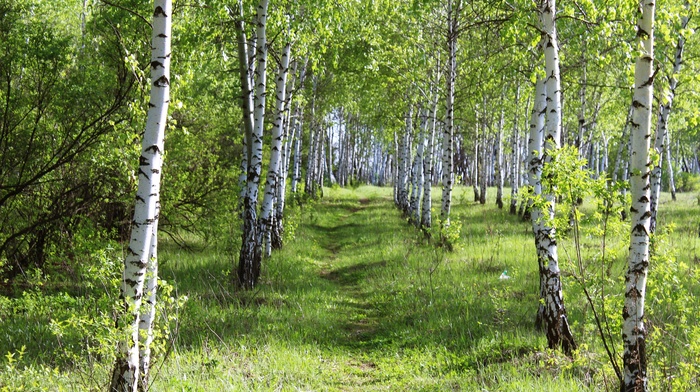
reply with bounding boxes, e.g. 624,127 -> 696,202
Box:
1,185 -> 698,391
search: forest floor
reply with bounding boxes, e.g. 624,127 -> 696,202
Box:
1,186 -> 699,391
154,185 -> 699,391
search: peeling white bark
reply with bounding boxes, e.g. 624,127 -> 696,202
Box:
111,1 -> 171,390
622,1 -> 655,390
538,0 -> 575,354
441,0 -> 458,225
259,43 -> 290,258
650,7 -> 687,233
422,91 -> 439,229
239,0 -> 269,289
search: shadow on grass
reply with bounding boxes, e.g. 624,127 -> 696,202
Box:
0,188 -> 541,377
163,189 -> 544,377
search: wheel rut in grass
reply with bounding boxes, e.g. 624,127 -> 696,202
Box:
316,196 -> 388,350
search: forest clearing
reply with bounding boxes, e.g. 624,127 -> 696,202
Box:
1,0 -> 700,391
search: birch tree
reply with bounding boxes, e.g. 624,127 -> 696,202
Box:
495,93 -> 505,209
509,85 -> 521,214
649,3 -> 688,233
238,0 -> 269,289
411,105 -> 427,226
622,0 -> 655,389
233,1 -> 255,205
528,78 -> 546,330
537,0 -> 576,354
110,0 -> 171,390
259,43 -> 291,257
441,0 -> 459,226
422,86 -> 440,230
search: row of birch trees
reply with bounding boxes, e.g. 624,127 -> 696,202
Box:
381,1 -> 696,391
96,0 -> 698,390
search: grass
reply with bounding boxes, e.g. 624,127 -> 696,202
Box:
1,185 -> 699,391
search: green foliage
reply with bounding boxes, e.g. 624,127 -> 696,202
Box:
0,238 -> 187,391
433,218 -> 463,252
0,0 -> 138,282
646,225 -> 700,390
676,172 -> 700,192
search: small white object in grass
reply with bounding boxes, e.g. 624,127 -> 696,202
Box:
499,269 -> 511,280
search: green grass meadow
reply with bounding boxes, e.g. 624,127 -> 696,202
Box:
2,186 -> 699,391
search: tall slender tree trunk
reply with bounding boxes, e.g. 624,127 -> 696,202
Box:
510,86 -> 521,214
479,119 -> 487,205
650,6 -> 687,231
327,125 -> 335,185
622,1 -> 655,390
306,127 -> 317,195
403,117 -> 412,214
422,89 -> 439,230
396,127 -> 406,209
441,0 -> 459,226
397,107 -> 412,213
274,61 -> 306,249
412,105 -> 427,226
495,97 -> 505,209
665,130 -> 676,201
306,79 -> 319,197
538,0 -> 576,354
393,131 -> 399,206
137,207 -> 158,391
316,125 -> 326,194
259,43 -> 290,258
238,0 -> 269,289
613,106 -> 633,183
110,1 -> 171,390
291,105 -> 303,193
529,78 -> 546,331
576,59 -> 587,162
233,0 -> 255,209
473,120 -> 480,202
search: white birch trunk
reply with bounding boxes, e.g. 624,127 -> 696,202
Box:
529,78 -> 546,330
291,103 -> 304,193
622,0 -> 654,389
137,204 -> 158,391
403,117 -> 412,213
317,128 -> 325,194
233,1 -> 255,204
274,62 -> 305,249
479,119 -> 487,205
495,102 -> 504,209
576,66 -> 587,160
238,0 -> 268,288
291,116 -> 302,192
441,0 -> 458,225
613,106 -> 633,183
327,125 -> 335,185
650,8 -> 687,232
422,92 -> 439,230
539,0 -> 575,354
306,126 -> 316,195
473,121 -> 480,202
411,105 -> 427,226
397,110 -> 410,212
305,91 -> 318,196
393,131 -> 399,205
510,86 -> 521,214
259,43 -> 290,257
665,130 -> 676,200
110,1 -> 170,390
